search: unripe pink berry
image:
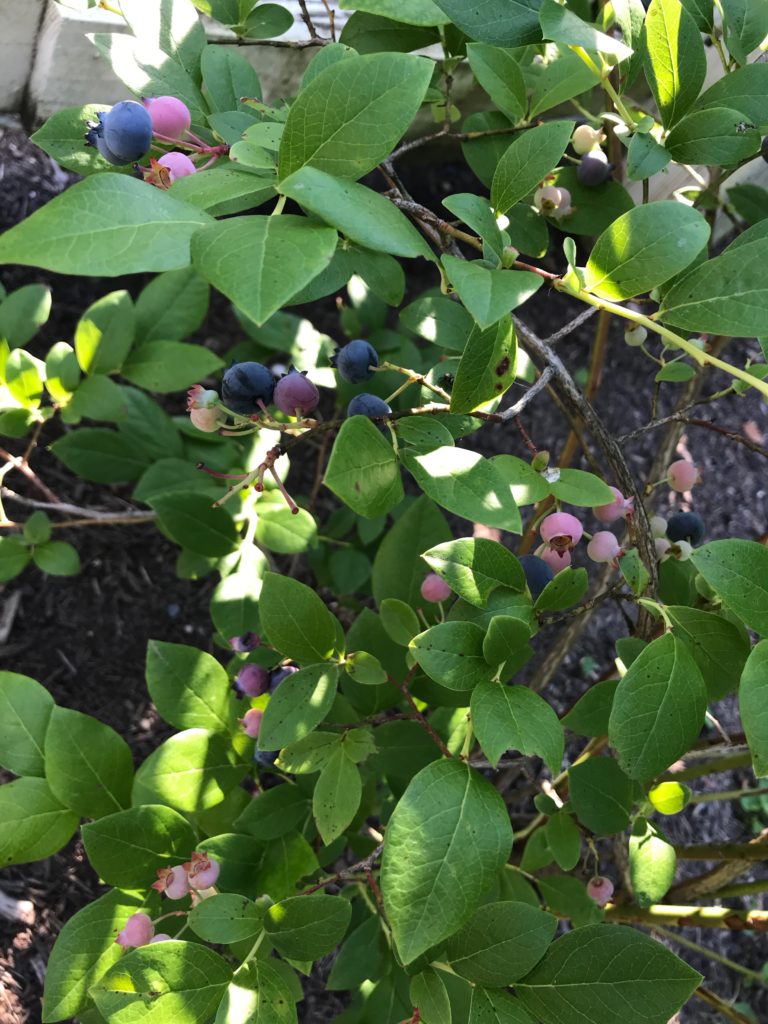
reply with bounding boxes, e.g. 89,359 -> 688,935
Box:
151,864 -> 190,900
185,851 -> 221,890
144,96 -> 191,139
572,124 -> 606,155
666,459 -> 700,492
540,512 -> 583,551
190,406 -> 221,432
593,486 -> 634,524
241,707 -> 263,739
116,912 -> 154,948
150,933 -> 172,943
587,875 -> 614,906
540,545 -> 571,574
235,664 -> 269,697
420,572 -> 452,603
158,151 -> 196,182
587,531 -> 621,564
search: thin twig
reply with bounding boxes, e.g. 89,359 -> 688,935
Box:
0,445 -> 60,504
299,843 -> 384,896
620,413 -> 768,459
544,306 -> 600,346
388,671 -> 453,759
1,489 -> 155,526
605,902 -> 768,929
694,987 -> 755,1024
211,36 -> 328,48
498,368 -> 554,421
297,0 -> 321,40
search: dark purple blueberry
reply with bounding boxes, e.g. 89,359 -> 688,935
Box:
576,151 -> 612,187
347,393 -> 391,419
222,361 -> 275,415
85,101 -> 152,164
270,664 -> 299,692
519,554 -> 554,599
229,632 -> 260,653
234,664 -> 270,697
666,511 -> 704,546
332,340 -> 379,384
273,370 -> 319,416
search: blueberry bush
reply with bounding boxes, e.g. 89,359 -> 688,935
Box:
1,0 -> 768,1021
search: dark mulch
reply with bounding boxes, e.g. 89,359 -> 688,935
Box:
1,118 -> 767,1023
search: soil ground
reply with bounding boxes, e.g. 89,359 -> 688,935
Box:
1,119 -> 767,1024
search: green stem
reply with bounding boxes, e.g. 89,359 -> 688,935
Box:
271,194 -> 287,216
713,878 -> 768,898
243,929 -> 266,963
690,785 -> 768,804
572,47 -> 635,128
650,923 -> 767,986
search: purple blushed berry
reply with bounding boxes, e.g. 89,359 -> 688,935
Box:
116,912 -> 154,948
270,664 -> 299,691
235,664 -> 270,697
540,546 -> 571,574
273,370 -> 320,416
229,632 -> 260,653
420,572 -> 452,603
577,150 -> 611,187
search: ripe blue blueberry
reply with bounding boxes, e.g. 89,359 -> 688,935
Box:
273,370 -> 319,416
519,554 -> 554,599
85,101 -> 152,165
576,150 -> 612,187
222,361 -> 275,415
270,664 -> 298,692
332,340 -> 379,384
666,511 -> 704,546
347,393 -> 391,420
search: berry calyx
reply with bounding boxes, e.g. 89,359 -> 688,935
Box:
241,708 -> 263,739
116,912 -> 154,948
332,340 -> 379,384
235,664 -> 270,697
222,362 -> 275,416
229,632 -> 260,653
587,531 -> 622,564
593,486 -> 634,524
184,851 -> 220,890
420,572 -> 452,603
273,369 -> 320,416
534,184 -> 572,220
151,865 -> 189,900
85,101 -> 152,165
624,324 -> 648,347
666,459 -> 700,492
347,394 -> 392,420
519,554 -> 554,599
157,151 -> 197,182
540,512 -> 584,552
577,150 -> 612,187
187,385 -> 218,411
587,876 -> 614,906
666,511 -> 704,546
572,124 -> 606,155
143,96 -> 191,139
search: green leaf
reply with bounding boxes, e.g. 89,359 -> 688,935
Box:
470,987 -> 534,1023
721,0 -> 768,64
644,0 -> 707,128
74,290 -> 134,374
51,428 -> 145,483
550,166 -> 635,236
694,62 -> 768,131
118,0 -> 206,81
255,503 -> 318,555
132,728 -> 245,812
133,458 -> 220,505
659,221 -> 768,336
397,416 -> 455,452
401,294 -> 474,351
313,745 -> 363,843
0,284 -> 51,348
740,640 -> 768,777
667,606 -> 750,700
0,175 -> 211,275
44,341 -> 80,400
146,640 -> 232,732
466,43 -> 526,120
547,468 -> 615,507
92,941 -> 232,1023
432,0 -> 543,45
448,900 -> 555,986
325,416 -> 404,517
569,756 -> 634,834
45,706 -> 133,818
655,361 -> 695,383
629,819 -> 677,906
381,759 -> 513,964
403,447 -> 522,532
0,777 -> 78,866
516,924 -> 701,1024
170,165 -> 276,216
491,121 -> 573,214
450,316 -> 517,412
189,893 -> 263,944
6,349 -> 45,408
540,0 -> 633,60
380,599 -> 421,647
66,374 -> 128,422
666,106 -> 761,165
443,193 -> 507,260
234,783 -> 310,840
442,260 -> 541,330
197,833 -> 265,898
692,539 -> 768,635
149,491 -> 238,557
372,496 -> 451,607
42,888 -> 149,1021
562,679 -> 618,737
200,44 -> 261,112
82,804 -> 197,887
278,52 -> 433,180
626,132 -> 671,181
584,202 -> 710,300
278,732 -> 342,774
728,183 -> 768,225
265,893 -> 352,959
534,567 -> 589,612
0,537 -> 31,581
260,572 -> 343,665
483,616 -> 532,677
122,341 -> 223,393
609,633 -> 707,781
135,268 -> 210,343
546,811 -> 582,871
341,0 -> 450,26
259,664 -> 338,749
471,681 -> 563,772
410,621 -> 492,690
279,167 -> 434,260
422,538 -> 525,607
214,959 -> 298,1024
0,671 -> 53,777
345,651 -> 387,686
192,215 -> 338,327
32,541 -> 81,576
411,969 -> 452,1024
528,46 -> 600,119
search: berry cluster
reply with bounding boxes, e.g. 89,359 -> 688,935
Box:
571,123 -> 613,187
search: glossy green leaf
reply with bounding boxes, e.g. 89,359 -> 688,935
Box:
381,759 -> 513,963
132,729 -> 245,812
259,572 -> 343,665
491,121 -> 573,214
0,671 -> 54,777
691,539 -> 768,635
450,315 -> 517,412
546,811 -> 582,871
741,640 -> 768,777
626,132 -> 671,181
0,777 -> 78,867
433,0 -> 543,45
422,537 -> 525,607
146,640 -> 231,732
448,900 -> 556,985
325,416 -> 404,517
442,259 -> 541,330
562,679 -> 618,737
74,290 -> 134,374
471,681 -> 563,772
470,987 -> 534,1023
721,0 -> 768,64
51,428 -> 151,484
265,894 -> 352,959
214,959 -> 299,1024
540,0 -> 633,59
466,43 -> 526,120
342,0 -> 450,26
568,756 -> 634,834
694,62 -> 768,130
534,567 -> 589,612
644,0 -> 706,127
312,745 -> 363,843
149,492 -> 238,557
666,106 -> 761,165
547,468 -> 615,507
410,621 -> 492,690
0,284 -> 51,349
122,341 -> 223,393
234,783 -> 310,840
189,893 -> 264,944
259,664 -> 338,749
411,969 -> 452,1024
667,605 -> 750,700
82,804 -> 197,887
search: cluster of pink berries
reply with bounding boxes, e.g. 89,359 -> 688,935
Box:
142,96 -> 199,185
115,852 -> 221,948
536,484 -> 633,574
